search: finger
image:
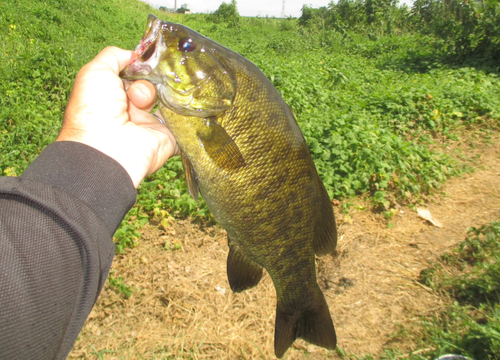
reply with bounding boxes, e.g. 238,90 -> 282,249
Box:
149,134 -> 181,175
91,46 -> 137,74
127,80 -> 157,111
150,111 -> 180,156
127,98 -> 162,125
126,108 -> 180,159
144,124 -> 181,166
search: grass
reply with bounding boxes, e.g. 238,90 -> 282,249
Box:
1,0 -> 499,239
320,223 -> 500,360
355,221 -> 500,360
418,223 -> 500,360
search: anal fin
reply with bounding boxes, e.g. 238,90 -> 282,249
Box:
313,180 -> 337,256
227,236 -> 263,293
181,152 -> 199,201
274,292 -> 336,358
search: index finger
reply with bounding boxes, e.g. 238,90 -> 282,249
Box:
89,46 -> 137,75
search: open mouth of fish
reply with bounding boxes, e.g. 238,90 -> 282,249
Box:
120,15 -> 165,79
120,15 -> 204,97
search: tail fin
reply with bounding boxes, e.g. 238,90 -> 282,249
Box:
274,294 -> 336,358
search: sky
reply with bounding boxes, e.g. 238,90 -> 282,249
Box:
145,0 -> 414,18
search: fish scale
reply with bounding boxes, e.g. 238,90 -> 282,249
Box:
121,14 -> 338,358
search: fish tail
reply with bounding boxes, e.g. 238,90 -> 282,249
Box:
274,293 -> 336,358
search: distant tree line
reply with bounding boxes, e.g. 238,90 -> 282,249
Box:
299,0 -> 500,64
207,0 -> 498,65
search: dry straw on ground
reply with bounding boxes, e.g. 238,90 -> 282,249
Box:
70,139 -> 500,359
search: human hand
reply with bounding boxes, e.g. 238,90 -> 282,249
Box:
57,46 -> 179,188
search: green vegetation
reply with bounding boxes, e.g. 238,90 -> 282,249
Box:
2,0 -> 499,357
1,0 -> 499,250
300,0 -> 500,67
108,271 -> 133,298
0,0 -> 152,174
210,0 -> 240,27
416,222 -> 500,359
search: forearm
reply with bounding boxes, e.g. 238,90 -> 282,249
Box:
0,142 -> 136,359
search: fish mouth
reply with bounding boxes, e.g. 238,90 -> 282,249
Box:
120,14 -> 165,81
121,14 -> 207,99
121,14 -> 230,116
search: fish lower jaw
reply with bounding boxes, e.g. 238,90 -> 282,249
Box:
121,35 -> 167,81
120,63 -> 154,80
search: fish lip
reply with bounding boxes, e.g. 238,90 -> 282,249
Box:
121,15 -> 208,96
137,15 -> 162,62
120,15 -> 164,81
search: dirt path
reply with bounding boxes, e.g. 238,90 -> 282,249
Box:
70,140 -> 500,359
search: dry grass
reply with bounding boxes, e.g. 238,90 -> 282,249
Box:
70,139 -> 500,359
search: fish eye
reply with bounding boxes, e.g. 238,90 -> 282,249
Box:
179,38 -> 196,52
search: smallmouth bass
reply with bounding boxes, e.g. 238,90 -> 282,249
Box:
121,14 -> 338,358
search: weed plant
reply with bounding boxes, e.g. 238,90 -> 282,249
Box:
1,0 -> 500,251
409,222 -> 500,359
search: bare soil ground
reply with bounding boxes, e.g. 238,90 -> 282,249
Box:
70,139 -> 500,359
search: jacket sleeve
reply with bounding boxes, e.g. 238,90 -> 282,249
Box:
0,141 -> 137,360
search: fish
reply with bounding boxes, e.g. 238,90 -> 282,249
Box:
120,14 -> 338,358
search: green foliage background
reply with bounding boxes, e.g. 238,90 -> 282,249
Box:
1,0 -> 499,250
1,0 -> 500,357
301,0 -> 500,66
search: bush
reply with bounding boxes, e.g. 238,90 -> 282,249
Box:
211,0 -> 240,27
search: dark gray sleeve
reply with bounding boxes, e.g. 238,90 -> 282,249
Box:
0,141 -> 137,360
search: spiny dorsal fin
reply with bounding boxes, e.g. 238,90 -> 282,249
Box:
313,180 -> 337,256
227,236 -> 263,293
197,117 -> 246,170
274,291 -> 336,358
181,152 -> 199,202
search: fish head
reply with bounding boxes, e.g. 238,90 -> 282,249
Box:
121,14 -> 236,117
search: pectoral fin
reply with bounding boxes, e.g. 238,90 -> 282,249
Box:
181,152 -> 199,201
227,236 -> 263,293
313,180 -> 337,256
197,118 -> 246,170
